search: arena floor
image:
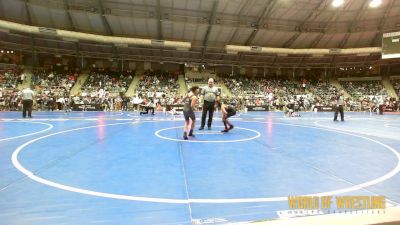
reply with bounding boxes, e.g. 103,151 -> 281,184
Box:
0,111 -> 399,225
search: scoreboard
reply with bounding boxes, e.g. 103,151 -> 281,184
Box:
382,31 -> 400,59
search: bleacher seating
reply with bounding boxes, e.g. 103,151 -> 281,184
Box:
391,79 -> 400,97
134,70 -> 182,107
0,66 -> 23,111
1,65 -> 398,112
341,80 -> 388,99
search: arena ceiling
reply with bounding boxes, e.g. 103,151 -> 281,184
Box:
0,0 -> 400,68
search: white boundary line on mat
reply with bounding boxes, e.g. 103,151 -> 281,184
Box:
11,120 -> 400,204
0,121 -> 53,142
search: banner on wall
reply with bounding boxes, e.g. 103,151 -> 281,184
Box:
246,105 -> 269,111
72,104 -> 102,111
384,106 -> 394,112
314,106 -> 334,112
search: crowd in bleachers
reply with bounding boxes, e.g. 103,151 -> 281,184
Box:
70,68 -> 134,111
215,75 -> 399,113
0,66 -> 23,88
81,69 -> 133,96
0,66 -> 23,111
1,64 -> 400,112
340,80 -> 394,112
136,70 -> 179,98
307,80 -> 338,106
341,80 -> 388,99
391,79 -> 400,97
131,70 -> 183,111
219,75 -> 321,111
30,66 -> 78,111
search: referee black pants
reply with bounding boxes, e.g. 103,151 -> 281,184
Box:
379,104 -> 384,115
141,107 -> 154,115
201,100 -> 215,128
22,99 -> 33,118
334,105 -> 344,121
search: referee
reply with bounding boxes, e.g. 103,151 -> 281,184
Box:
333,90 -> 345,122
199,78 -> 220,130
22,87 -> 34,118
378,97 -> 384,115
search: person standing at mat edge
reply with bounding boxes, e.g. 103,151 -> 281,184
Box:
21,87 -> 34,118
334,90 -> 345,122
199,78 -> 220,130
183,86 -> 200,140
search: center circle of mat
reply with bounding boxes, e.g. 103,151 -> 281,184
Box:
155,125 -> 261,143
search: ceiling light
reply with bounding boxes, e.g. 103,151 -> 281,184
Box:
332,0 -> 344,7
369,0 -> 382,8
